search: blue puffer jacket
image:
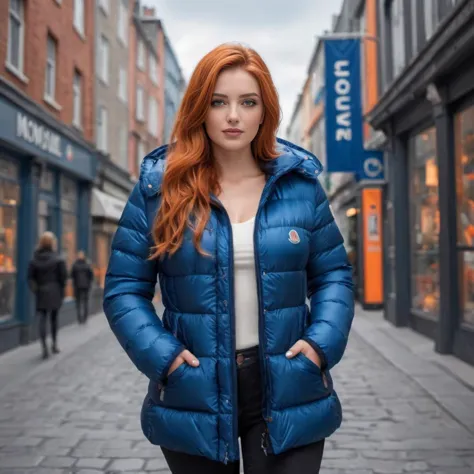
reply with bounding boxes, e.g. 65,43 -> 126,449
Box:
103,138 -> 354,463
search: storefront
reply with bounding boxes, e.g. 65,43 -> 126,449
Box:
368,1 -> 474,365
0,81 -> 97,354
91,154 -> 131,292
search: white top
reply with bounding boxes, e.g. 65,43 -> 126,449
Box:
231,216 -> 259,350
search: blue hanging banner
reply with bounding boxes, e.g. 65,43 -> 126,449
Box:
324,39 -> 363,173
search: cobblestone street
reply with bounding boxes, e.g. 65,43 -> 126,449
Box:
0,310 -> 474,474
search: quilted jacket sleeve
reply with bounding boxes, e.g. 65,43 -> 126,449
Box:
302,180 -> 355,371
103,182 -> 185,383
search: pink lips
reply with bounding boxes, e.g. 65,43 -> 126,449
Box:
223,128 -> 243,137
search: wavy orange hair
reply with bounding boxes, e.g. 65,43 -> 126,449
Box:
151,43 -> 281,259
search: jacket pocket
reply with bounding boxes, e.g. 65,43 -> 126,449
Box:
157,357 -> 219,414
269,354 -> 331,411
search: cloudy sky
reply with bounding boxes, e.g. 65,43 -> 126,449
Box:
146,0 -> 343,137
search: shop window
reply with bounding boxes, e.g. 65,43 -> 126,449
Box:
0,158 -> 19,322
409,127 -> 440,317
455,104 -> 474,326
60,177 -> 77,299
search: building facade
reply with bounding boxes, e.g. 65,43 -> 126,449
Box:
163,34 -> 185,144
368,0 -> 474,365
0,0 -> 99,352
91,0 -> 134,289
128,4 -> 162,179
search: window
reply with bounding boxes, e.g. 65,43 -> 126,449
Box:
409,127 -> 440,317
73,71 -> 82,128
0,158 -> 20,322
73,0 -> 85,36
98,0 -> 109,15
148,97 -> 158,137
98,35 -> 109,84
118,66 -> 127,103
44,34 -> 57,100
8,0 -> 25,73
117,0 -> 128,46
455,104 -> 474,326
149,53 -> 158,85
137,40 -> 146,71
390,0 -> 406,79
97,106 -> 108,153
136,86 -> 145,121
60,176 -> 77,299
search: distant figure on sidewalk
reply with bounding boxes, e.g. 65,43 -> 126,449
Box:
28,232 -> 67,360
71,250 -> 94,325
104,44 -> 354,474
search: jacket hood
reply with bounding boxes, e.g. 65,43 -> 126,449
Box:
140,137 -> 323,196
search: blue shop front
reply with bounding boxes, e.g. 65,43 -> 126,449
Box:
0,85 -> 97,354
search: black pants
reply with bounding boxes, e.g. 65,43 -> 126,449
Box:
38,309 -> 58,348
75,289 -> 89,324
161,346 -> 325,473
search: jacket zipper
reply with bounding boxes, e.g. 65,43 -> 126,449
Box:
211,199 -> 239,464
253,175 -> 278,454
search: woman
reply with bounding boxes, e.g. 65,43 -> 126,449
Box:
104,44 -> 354,473
28,231 -> 67,359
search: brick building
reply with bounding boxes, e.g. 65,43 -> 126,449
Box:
0,0 -> 100,352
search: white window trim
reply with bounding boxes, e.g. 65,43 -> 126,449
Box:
117,0 -> 128,46
136,85 -> 145,122
44,35 -> 57,102
73,72 -> 82,129
7,0 -> 26,77
118,66 -> 127,103
99,0 -> 109,15
98,35 -> 109,85
74,0 -> 85,39
149,53 -> 159,85
137,40 -> 146,71
97,106 -> 108,153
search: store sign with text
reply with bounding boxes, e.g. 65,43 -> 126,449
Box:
0,96 -> 95,180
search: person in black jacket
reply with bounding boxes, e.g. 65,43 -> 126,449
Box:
28,232 -> 67,359
71,251 -> 94,325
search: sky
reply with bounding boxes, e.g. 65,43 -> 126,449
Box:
146,0 -> 344,137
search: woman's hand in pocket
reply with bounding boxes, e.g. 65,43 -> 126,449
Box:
168,349 -> 200,376
285,340 -> 321,368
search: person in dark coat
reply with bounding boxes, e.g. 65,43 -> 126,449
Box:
71,250 -> 94,324
28,232 -> 67,359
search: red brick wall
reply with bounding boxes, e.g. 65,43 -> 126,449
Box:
0,0 -> 95,142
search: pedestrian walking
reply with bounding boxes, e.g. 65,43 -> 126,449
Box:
28,231 -> 67,360
103,43 -> 354,474
71,250 -> 94,324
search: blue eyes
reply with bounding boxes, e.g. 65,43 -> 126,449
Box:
211,99 -> 257,107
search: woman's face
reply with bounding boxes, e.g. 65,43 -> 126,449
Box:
204,67 -> 264,153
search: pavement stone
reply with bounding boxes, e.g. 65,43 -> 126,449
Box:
0,308 -> 473,474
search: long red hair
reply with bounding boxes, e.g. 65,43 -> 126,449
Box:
151,43 -> 281,259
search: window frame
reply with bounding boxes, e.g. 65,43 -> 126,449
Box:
73,70 -> 82,129
7,0 -> 25,74
98,34 -> 110,84
97,106 -> 108,153
137,39 -> 146,71
44,34 -> 57,101
118,66 -> 127,103
117,0 -> 128,46
73,0 -> 85,37
136,85 -> 145,122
